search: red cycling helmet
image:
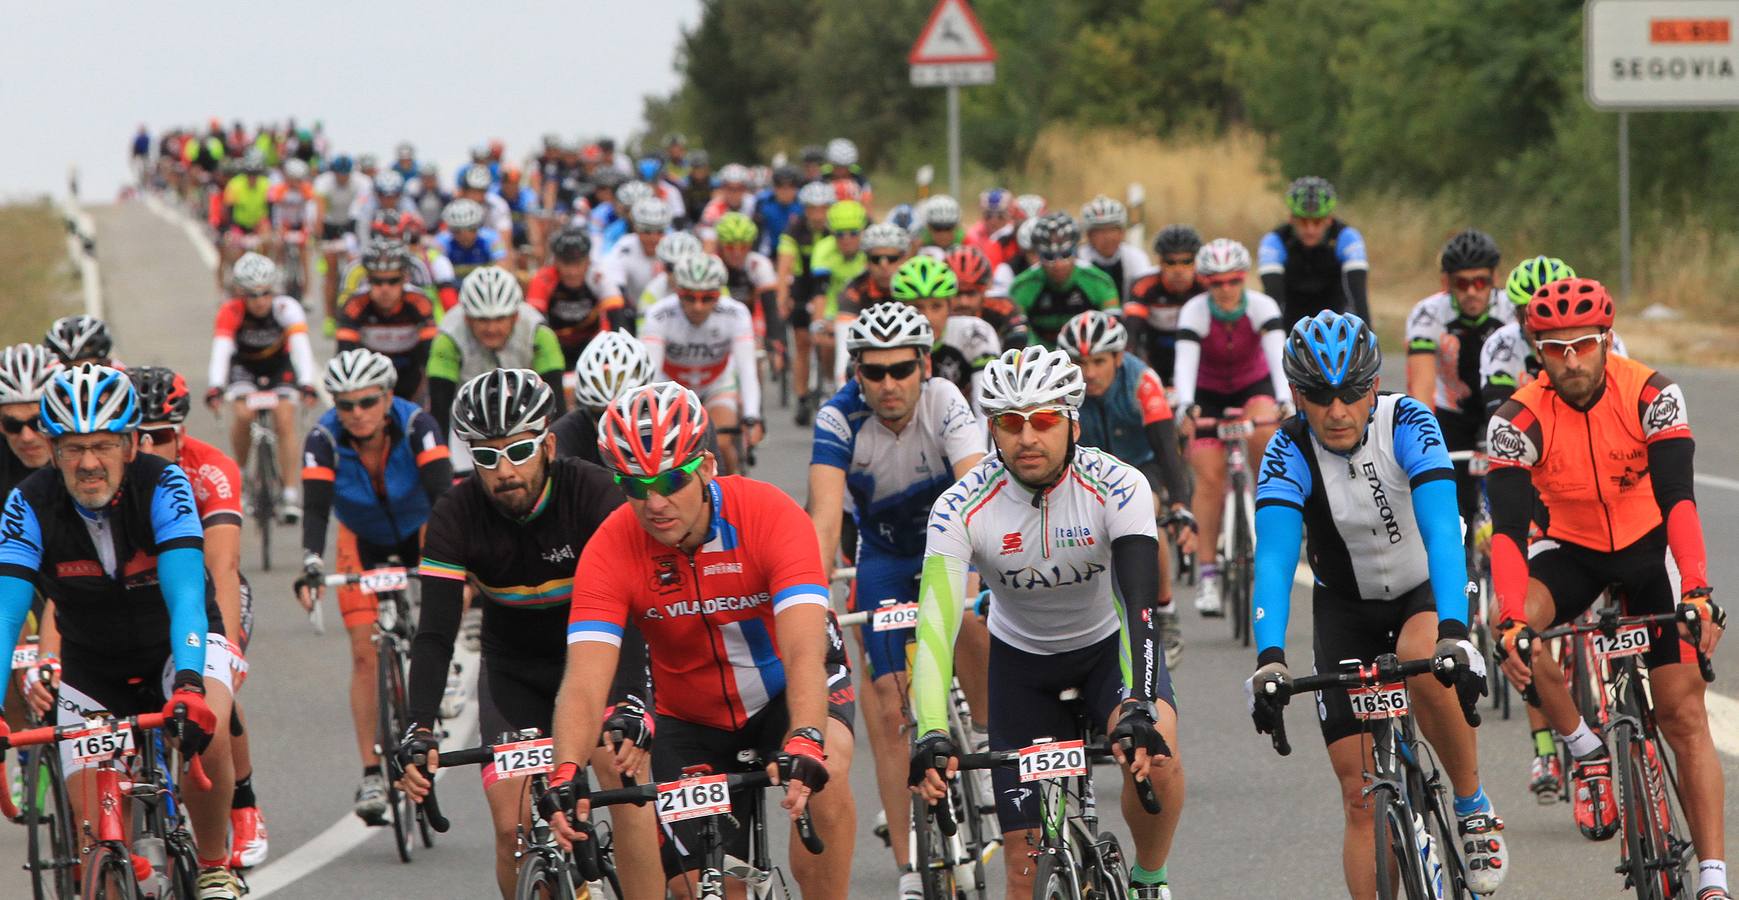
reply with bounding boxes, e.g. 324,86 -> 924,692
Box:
945,245 -> 992,289
598,382 -> 711,476
1526,277 -> 1615,333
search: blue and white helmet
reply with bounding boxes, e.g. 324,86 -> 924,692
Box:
1282,310 -> 1381,393
39,363 -> 140,436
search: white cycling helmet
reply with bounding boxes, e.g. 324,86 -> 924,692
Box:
374,169 -> 405,196
923,195 -> 961,230
1195,238 -> 1252,276
862,223 -> 910,253
232,252 -> 278,294
323,348 -> 398,395
672,254 -> 728,292
1016,217 -> 1042,252
442,198 -> 485,231
1080,195 -> 1127,229
717,163 -> 751,186
846,302 -> 933,356
283,158 -> 310,181
1014,194 -> 1047,220
798,182 -> 833,208
1058,310 -> 1128,360
655,232 -> 704,268
615,181 -> 654,211
977,345 -> 1086,414
630,197 -> 672,232
461,164 -> 493,191
825,138 -> 858,168
39,364 -> 140,437
0,343 -> 61,404
573,332 -> 656,410
452,368 -> 555,442
459,266 -> 524,319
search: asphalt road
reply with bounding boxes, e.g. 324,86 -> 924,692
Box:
2,199 -> 1736,898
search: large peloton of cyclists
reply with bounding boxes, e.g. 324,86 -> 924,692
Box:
0,123 -> 1717,900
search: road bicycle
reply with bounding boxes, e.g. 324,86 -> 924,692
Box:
241,379 -> 286,571
1445,448 -> 1512,722
1259,653 -> 1480,900
1517,603 -> 1713,899
1193,408 -> 1274,647
279,229 -> 308,302
9,641 -> 76,899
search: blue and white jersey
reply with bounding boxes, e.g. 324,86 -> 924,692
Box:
1256,224 -> 1368,276
812,378 -> 982,558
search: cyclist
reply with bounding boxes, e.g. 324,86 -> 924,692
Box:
1058,311 -> 1194,667
0,365 -> 243,899
316,154 -> 364,323
552,331 -> 657,464
1487,278 -> 1728,899
428,267 -> 568,474
335,239 -> 438,401
1247,311 -> 1508,897
130,366 -> 270,870
547,383 -> 856,900
394,370 -> 663,900
205,252 -> 318,522
1172,238 -> 1289,617
777,184 -> 838,426
699,163 -> 757,233
824,137 -> 873,211
1403,229 -> 1514,534
437,198 -> 509,283
947,244 -> 1029,351
45,314 -> 116,368
753,165 -> 805,258
1078,195 -> 1155,301
411,162 -> 451,232
963,187 -> 1015,267
676,149 -> 714,225
217,151 -> 274,290
638,231 -> 704,311
831,222 -> 910,387
1125,225 -> 1205,377
1007,213 -> 1120,348
351,170 -> 412,244
910,345 -> 1182,900
642,254 -> 762,476
268,157 -> 317,293
599,198 -> 670,317
458,163 -> 516,246
916,195 -> 962,252
804,199 -> 869,423
1480,256 -> 1630,417
1257,176 -> 1370,329
809,303 -> 986,899
714,212 -> 781,350
294,349 -> 452,824
0,343 -> 60,496
527,228 -> 631,369
889,256 -> 1000,411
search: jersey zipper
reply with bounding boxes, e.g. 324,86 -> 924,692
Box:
1041,485 -> 1052,560
687,552 -> 744,729
1580,409 -> 1619,551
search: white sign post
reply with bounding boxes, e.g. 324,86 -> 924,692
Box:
1586,0 -> 1739,299
909,0 -> 998,199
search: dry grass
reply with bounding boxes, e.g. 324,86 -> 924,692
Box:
0,200 -> 80,345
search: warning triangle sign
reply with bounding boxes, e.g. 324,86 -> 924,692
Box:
909,0 -> 997,65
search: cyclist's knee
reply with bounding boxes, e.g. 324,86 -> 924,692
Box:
1653,686 -> 1708,744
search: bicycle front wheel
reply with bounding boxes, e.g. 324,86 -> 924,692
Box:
1228,485 -> 1254,647
1613,722 -> 1684,900
21,746 -> 77,900
911,795 -> 960,900
1031,851 -> 1080,900
513,851 -> 577,900
376,636 -> 415,863
79,845 -> 138,900
1372,787 -> 1436,900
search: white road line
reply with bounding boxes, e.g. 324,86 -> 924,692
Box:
140,192 -> 220,269
1696,473 -> 1739,494
54,196 -> 103,318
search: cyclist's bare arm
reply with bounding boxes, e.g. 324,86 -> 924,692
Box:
1405,352 -> 1436,406
806,464 -> 846,582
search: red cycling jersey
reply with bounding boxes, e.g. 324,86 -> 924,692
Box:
177,435 -> 244,529
566,476 -> 830,731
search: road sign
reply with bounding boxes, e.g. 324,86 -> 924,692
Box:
1586,0 -> 1739,109
909,0 -> 997,87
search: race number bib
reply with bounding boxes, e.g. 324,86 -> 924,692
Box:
491,738 -> 555,780
11,644 -> 36,670
1018,739 -> 1088,783
1593,625 -> 1649,660
245,392 -> 281,411
1348,683 -> 1409,720
70,724 -> 136,766
871,603 -> 919,632
358,568 -> 410,594
655,774 -> 732,824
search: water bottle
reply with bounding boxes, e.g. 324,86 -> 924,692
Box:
134,836 -> 170,900
1411,813 -> 1445,900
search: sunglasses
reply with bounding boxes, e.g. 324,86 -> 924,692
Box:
245,289 -> 274,299
471,436 -> 542,469
1037,249 -> 1074,262
1299,382 -> 1372,407
868,253 -> 903,265
369,276 -> 404,286
834,230 -> 861,239
991,408 -> 1068,434
139,425 -> 179,445
335,392 -> 387,413
1534,332 -> 1606,361
678,290 -> 721,303
1453,275 -> 1492,292
857,359 -> 922,382
614,454 -> 704,500
1205,274 -> 1245,288
1161,256 -> 1196,267
1,415 -> 38,435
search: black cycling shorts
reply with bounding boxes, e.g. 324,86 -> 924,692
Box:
1194,380 -> 1275,423
1530,526 -> 1693,670
986,632 -> 1175,833
1310,580 -> 1435,745
320,222 -> 351,242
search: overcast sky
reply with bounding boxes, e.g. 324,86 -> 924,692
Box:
0,1 -> 699,201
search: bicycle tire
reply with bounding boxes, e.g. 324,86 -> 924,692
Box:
1092,830 -> 1131,899
513,851 -> 576,900
1372,786 -> 1434,900
376,633 -> 415,863
1612,721 -> 1681,900
252,416 -> 279,571
1031,851 -> 1079,900
21,746 -> 77,900
1229,486 -> 1254,647
167,831 -> 201,900
911,794 -> 959,900
79,844 -> 138,900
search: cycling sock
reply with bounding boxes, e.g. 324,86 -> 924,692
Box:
1531,728 -> 1556,758
1699,860 -> 1727,893
1200,563 -> 1218,580
363,764 -> 382,779
1564,720 -> 1603,759
1131,864 -> 1167,885
1453,786 -> 1491,817
1156,597 -> 1175,613
197,855 -> 228,871
231,775 -> 256,810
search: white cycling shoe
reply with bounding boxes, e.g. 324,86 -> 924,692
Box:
1194,574 -> 1223,617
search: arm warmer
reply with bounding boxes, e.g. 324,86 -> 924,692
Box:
288,328 -> 319,386
208,336 -> 236,391
406,572 -> 464,729
158,545 -> 210,678
1171,339 -> 1200,407
1649,437 -> 1708,593
540,369 -> 568,417
910,553 -> 970,736
301,477 -> 335,558
1411,477 -> 1470,639
1111,535 -> 1162,703
1260,272 -> 1286,312
1346,269 -> 1371,323
1487,465 -> 1534,623
1252,502 -> 1305,665
0,576 -> 33,710
420,454 -> 453,504
1143,418 -> 1190,504
1261,327 -> 1289,399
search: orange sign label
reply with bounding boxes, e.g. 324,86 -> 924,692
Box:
1651,18 -> 1731,43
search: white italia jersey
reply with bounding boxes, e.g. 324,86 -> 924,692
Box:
602,235 -> 660,311
925,446 -> 1156,655
640,293 -> 762,419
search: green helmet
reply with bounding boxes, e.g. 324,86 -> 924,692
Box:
1284,176 -> 1337,218
1504,255 -> 1576,306
890,255 -> 958,302
826,200 -> 867,233
715,211 -> 758,246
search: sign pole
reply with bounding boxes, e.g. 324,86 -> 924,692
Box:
1618,110 -> 1632,301
947,84 -> 961,199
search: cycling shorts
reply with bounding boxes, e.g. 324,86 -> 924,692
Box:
1309,580 -> 1435,745
56,634 -> 240,776
320,222 -> 352,242
849,550 -> 921,681
477,636 -> 653,788
694,374 -> 741,414
1529,526 -> 1692,670
1193,380 -> 1275,425
986,632 -> 1174,833
222,362 -> 298,401
1434,407 -> 1482,528
335,524 -> 423,629
788,291 -> 812,329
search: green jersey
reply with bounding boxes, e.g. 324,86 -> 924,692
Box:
1007,262 -> 1120,348
808,235 -> 866,320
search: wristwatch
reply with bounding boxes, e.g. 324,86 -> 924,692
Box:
788,726 -> 824,748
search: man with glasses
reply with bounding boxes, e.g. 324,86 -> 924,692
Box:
808,303 -> 985,900
805,200 -> 870,421
1487,279 -> 1729,899
295,349 -> 452,825
547,382 -> 857,900
206,251 -> 319,523
1126,225 -> 1206,378
1246,311 -> 1507,897
1257,176 -> 1370,330
642,254 -> 763,476
437,197 -> 510,283
910,345 -> 1183,900
0,343 -> 61,497
1008,213 -> 1120,349
831,222 -> 911,388
714,212 -> 782,372
394,369 -> 663,900
335,239 -> 438,402
531,226 -> 632,369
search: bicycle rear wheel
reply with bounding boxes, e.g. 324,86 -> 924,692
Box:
911,795 -> 960,900
21,746 -> 77,900
1612,722 -> 1684,900
1031,851 -> 1080,900
376,634 -> 416,863
513,851 -> 577,900
79,845 -> 138,900
1228,486 -> 1254,647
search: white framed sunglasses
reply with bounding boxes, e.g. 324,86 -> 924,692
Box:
471,437 -> 541,469
1534,332 -> 1606,362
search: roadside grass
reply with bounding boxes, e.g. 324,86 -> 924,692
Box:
0,199 -> 80,346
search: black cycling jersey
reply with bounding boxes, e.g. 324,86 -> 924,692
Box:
0,441 -> 37,501
551,408 -> 602,465
1259,220 -> 1370,328
1126,274 -> 1202,378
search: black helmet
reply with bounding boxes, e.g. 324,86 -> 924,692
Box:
1439,228 -> 1501,273
451,368 -> 555,442
772,164 -> 801,187
799,144 -> 825,165
1152,224 -> 1204,259
550,227 -> 593,262
128,366 -> 192,425
1032,213 -> 1080,259
1282,311 -> 1381,394
45,315 -> 112,364
686,149 -> 711,170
